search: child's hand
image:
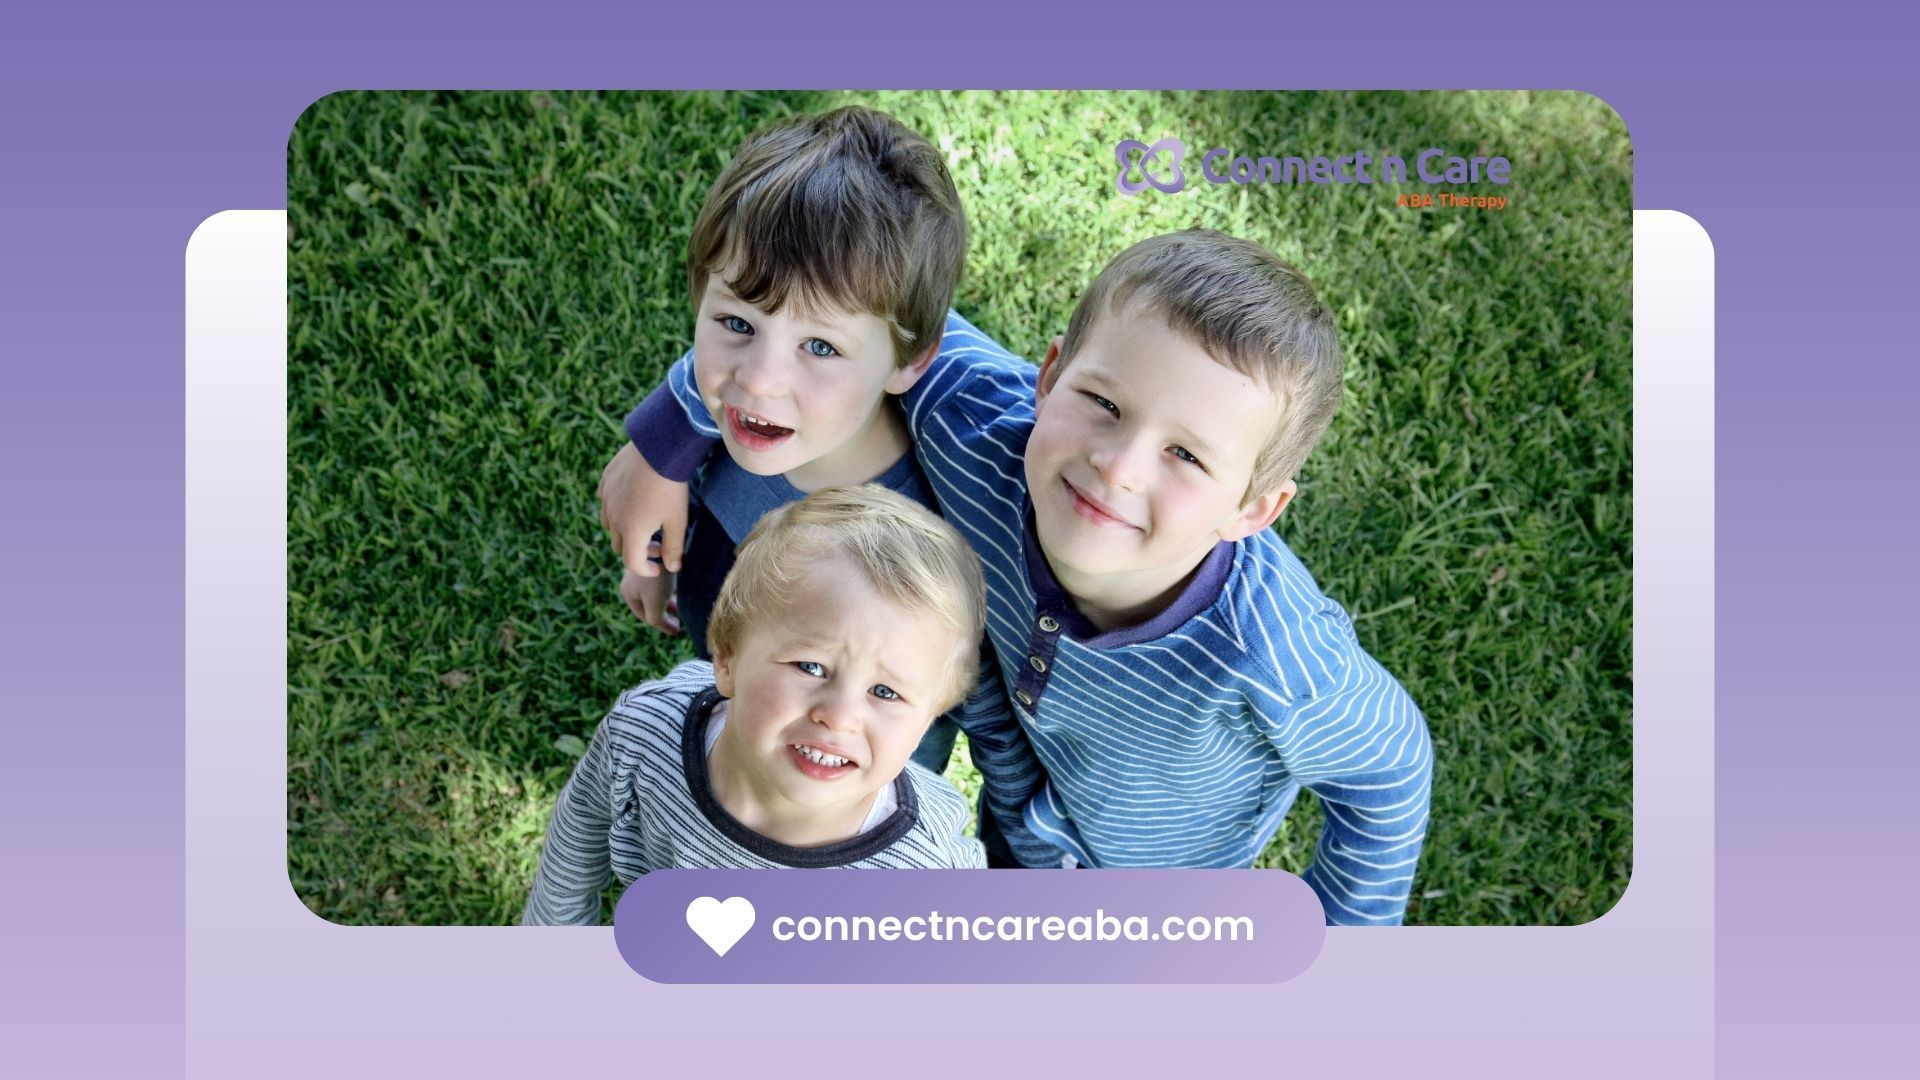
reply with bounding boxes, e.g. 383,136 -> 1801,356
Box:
598,443 -> 689,579
619,566 -> 681,635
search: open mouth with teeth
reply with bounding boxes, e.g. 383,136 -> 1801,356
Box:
725,406 -> 795,452
787,742 -> 859,780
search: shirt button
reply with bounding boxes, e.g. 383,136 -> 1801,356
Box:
1015,690 -> 1034,707
1038,615 -> 1060,633
1029,655 -> 1048,673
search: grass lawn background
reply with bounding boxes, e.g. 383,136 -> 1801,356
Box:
288,90 -> 1631,925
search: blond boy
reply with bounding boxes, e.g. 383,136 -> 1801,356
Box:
525,487 -> 992,925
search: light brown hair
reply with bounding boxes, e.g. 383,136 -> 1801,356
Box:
688,106 -> 966,366
1053,229 -> 1344,501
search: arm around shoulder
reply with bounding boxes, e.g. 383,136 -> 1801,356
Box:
602,350 -> 720,580
898,312 -> 1039,436
624,377 -> 717,484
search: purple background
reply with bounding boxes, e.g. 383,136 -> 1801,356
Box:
613,869 -> 1325,983
2,1 -> 1912,1076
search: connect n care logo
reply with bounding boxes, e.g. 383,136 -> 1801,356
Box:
1111,137 -> 1515,207
1115,137 -> 1187,195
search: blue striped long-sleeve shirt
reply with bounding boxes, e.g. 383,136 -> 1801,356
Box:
653,312 -> 1433,923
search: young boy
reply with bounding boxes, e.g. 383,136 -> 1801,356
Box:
524,487 -> 992,925
602,105 -> 1058,868
610,230 -> 1433,924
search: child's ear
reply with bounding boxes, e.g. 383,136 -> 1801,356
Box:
1217,480 -> 1296,542
1035,336 -> 1068,400
884,333 -> 943,395
712,652 -> 736,698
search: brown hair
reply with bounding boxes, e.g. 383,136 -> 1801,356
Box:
1053,229 -> 1345,501
687,107 -> 966,366
707,485 -> 987,712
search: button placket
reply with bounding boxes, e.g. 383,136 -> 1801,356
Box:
1015,609 -> 1068,714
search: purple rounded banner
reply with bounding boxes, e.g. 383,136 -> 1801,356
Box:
615,869 -> 1324,983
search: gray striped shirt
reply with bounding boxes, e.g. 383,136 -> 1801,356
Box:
523,662 -> 985,925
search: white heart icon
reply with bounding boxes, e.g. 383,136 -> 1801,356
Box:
685,895 -> 755,957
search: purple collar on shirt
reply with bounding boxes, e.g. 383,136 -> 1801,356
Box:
1021,501 -> 1235,648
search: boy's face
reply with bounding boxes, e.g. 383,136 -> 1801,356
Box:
711,555 -> 955,825
693,267 -> 932,491
1025,303 -> 1293,608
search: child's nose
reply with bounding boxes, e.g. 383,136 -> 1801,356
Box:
808,691 -> 862,733
731,341 -> 789,398
1091,435 -> 1148,492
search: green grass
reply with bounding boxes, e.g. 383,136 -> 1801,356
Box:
289,90 -> 1631,925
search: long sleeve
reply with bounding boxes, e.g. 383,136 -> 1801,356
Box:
1260,652 -> 1432,925
945,645 -> 1066,869
522,715 -> 622,926
942,817 -> 991,870
625,360 -> 718,483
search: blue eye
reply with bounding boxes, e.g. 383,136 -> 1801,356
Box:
1085,392 -> 1118,416
871,684 -> 900,702
719,315 -> 753,335
1170,446 -> 1204,468
802,338 -> 839,358
793,661 -> 826,678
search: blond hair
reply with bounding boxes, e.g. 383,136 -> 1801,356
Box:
1054,229 -> 1344,502
688,106 -> 966,367
706,485 -> 987,711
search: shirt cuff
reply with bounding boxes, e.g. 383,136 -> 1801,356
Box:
626,384 -> 718,483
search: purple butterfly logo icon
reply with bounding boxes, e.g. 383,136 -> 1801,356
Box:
1115,137 -> 1187,195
